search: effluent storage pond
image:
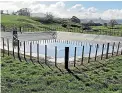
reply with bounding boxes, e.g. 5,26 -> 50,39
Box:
15,39 -> 120,63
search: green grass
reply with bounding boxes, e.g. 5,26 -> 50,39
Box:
1,14 -> 41,27
1,54 -> 122,93
83,25 -> 122,36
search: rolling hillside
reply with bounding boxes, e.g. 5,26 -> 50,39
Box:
1,14 -> 42,28
1,14 -> 67,32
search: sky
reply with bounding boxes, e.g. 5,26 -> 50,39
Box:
0,1 -> 122,19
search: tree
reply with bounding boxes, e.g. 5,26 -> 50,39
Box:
12,11 -> 16,15
0,10 -> 4,14
6,10 -> 8,14
82,23 -> 91,31
17,8 -> 31,16
87,20 -> 95,26
88,20 -> 94,24
104,23 -> 107,27
70,16 -> 80,23
109,20 -> 118,29
45,12 -> 54,23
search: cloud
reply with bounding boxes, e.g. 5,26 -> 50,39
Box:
0,1 -> 19,12
71,4 -> 83,9
68,4 -> 84,12
102,9 -> 122,19
87,7 -> 97,13
0,1 -> 122,19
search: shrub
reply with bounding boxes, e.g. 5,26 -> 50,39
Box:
71,24 -> 81,28
62,24 -> 67,28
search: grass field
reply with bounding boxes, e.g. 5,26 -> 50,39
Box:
1,54 -> 122,93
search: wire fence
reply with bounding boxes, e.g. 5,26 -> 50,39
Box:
1,37 -> 122,69
1,25 -> 122,37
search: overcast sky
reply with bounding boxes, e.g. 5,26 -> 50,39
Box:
0,1 -> 122,19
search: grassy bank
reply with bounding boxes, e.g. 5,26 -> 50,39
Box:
1,14 -> 67,32
1,54 -> 122,93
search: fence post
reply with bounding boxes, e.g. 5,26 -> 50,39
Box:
3,25 -> 5,32
24,41 -> 26,59
45,45 -> 47,64
116,42 -> 120,56
112,42 -> 115,56
101,44 -> 104,60
13,29 -> 18,46
19,26 -> 22,33
74,47 -> 77,67
65,47 -> 69,69
7,38 -> 9,56
37,44 -> 39,63
81,45 -> 84,65
30,42 -> 32,60
13,41 -> 15,58
2,38 -> 4,57
55,46 -> 57,67
121,48 -> 122,55
88,45 -> 92,63
106,43 -> 110,59
17,40 -> 20,58
95,44 -> 99,61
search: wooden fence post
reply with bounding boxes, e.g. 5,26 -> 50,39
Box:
101,44 -> 104,60
13,29 -> 18,46
3,25 -> 5,32
121,48 -> 122,55
55,46 -> 57,67
45,45 -> 47,64
88,45 -> 92,63
116,42 -> 120,56
2,38 -> 4,57
65,47 -> 69,69
30,42 -> 32,60
112,42 -> 115,56
19,26 -> 22,32
7,38 -> 9,56
95,44 -> 99,61
18,40 -> 20,58
81,46 -> 84,65
106,43 -> 110,59
74,47 -> 77,67
24,41 -> 25,59
37,44 -> 39,63
13,41 -> 15,59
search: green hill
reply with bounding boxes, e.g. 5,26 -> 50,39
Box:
1,14 -> 42,29
1,14 -> 81,32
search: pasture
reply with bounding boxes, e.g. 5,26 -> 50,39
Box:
1,54 -> 122,93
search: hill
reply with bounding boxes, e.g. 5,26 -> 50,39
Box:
1,14 -> 66,32
1,14 -> 82,32
1,14 -> 42,28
